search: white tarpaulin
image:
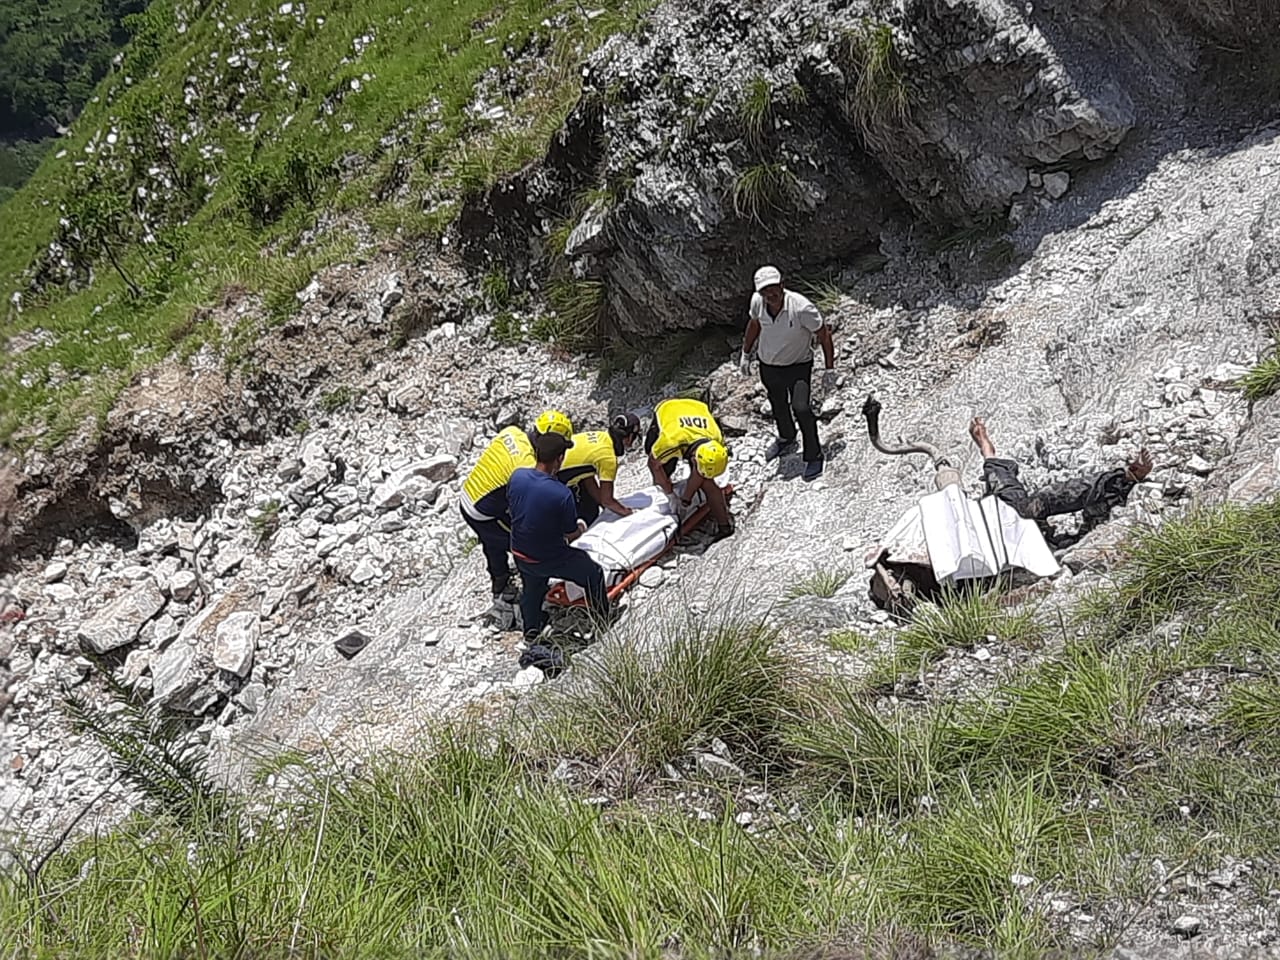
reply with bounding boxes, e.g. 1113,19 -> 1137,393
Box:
918,483 -> 1060,583
553,484 -> 682,601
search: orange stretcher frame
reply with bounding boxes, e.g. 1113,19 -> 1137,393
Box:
545,485 -> 735,607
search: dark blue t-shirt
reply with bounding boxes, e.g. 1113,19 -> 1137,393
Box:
508,467 -> 578,562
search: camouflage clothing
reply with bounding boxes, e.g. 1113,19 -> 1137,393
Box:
982,457 -> 1136,543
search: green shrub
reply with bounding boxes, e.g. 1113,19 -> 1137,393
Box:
232,149 -> 330,228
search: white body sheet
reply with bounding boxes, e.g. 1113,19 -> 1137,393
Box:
552,477 -> 722,601
892,483 -> 1060,584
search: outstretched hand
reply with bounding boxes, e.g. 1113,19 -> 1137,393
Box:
1126,448 -> 1154,483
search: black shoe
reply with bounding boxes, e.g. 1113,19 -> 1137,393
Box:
711,522 -> 735,542
492,574 -> 517,600
765,438 -> 798,462
803,459 -> 825,482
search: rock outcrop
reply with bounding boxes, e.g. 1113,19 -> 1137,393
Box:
462,0 -> 1278,335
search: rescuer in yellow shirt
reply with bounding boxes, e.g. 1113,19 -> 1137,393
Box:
644,398 -> 734,540
459,409 -> 574,599
556,413 -> 644,524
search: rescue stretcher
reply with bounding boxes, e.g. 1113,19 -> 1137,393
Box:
546,479 -> 735,607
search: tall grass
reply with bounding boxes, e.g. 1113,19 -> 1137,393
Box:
868,586 -> 1040,687
8,498 -> 1280,956
530,617 -> 798,777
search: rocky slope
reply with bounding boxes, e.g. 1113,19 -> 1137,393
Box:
2,0 -> 1280,951
462,0 -> 1280,334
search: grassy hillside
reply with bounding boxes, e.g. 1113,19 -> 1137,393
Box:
0,0 -> 644,449
5,497 -> 1280,957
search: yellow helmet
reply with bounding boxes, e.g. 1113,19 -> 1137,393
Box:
534,409 -> 574,440
693,440 -> 728,479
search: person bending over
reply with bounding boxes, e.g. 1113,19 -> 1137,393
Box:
556,413 -> 643,525
459,409 -> 574,600
645,398 -> 733,541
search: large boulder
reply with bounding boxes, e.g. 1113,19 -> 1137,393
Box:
77,580 -> 166,654
462,0 -> 1276,336
151,591 -> 259,713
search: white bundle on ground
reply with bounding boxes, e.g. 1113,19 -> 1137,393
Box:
552,474 -> 729,601
915,484 -> 1060,583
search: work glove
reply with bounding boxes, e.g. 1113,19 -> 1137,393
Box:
820,368 -> 838,393
666,491 -> 683,515
738,350 -> 751,376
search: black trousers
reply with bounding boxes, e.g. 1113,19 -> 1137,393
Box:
760,359 -> 821,462
982,458 -> 1136,539
460,505 -> 513,597
573,485 -> 601,526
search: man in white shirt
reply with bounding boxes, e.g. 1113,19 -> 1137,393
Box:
740,265 -> 837,481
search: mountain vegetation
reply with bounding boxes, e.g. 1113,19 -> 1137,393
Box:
0,0 -> 643,448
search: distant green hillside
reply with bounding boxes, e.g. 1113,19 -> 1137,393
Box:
0,0 -> 150,202
0,0 -> 643,448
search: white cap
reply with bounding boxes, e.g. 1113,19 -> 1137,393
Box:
753,265 -> 782,292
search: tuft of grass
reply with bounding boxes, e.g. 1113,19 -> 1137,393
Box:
730,162 -> 801,224
785,683 -> 947,812
250,498 -> 283,544
842,20 -> 910,149
542,278 -> 606,348
740,75 -> 774,149
490,310 -> 526,345
797,276 -> 845,313
1220,675 -> 1280,750
786,566 -> 852,599
945,641 -> 1154,782
480,270 -> 511,308
1239,335 -> 1280,401
824,629 -> 872,654
319,385 -> 356,413
531,617 -> 798,776
868,587 -> 1040,686
1111,497 -> 1280,625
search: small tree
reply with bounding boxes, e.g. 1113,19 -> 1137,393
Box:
61,169 -> 143,297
